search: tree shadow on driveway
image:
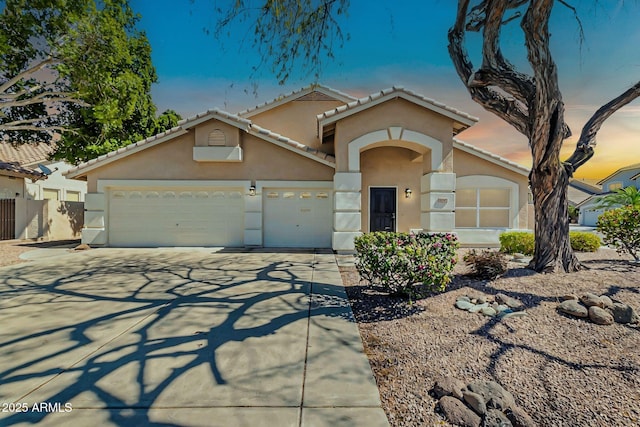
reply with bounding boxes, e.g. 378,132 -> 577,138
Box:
0,250 -> 355,425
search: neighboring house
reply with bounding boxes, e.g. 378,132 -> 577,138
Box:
0,142 -> 86,240
577,163 -> 640,226
65,85 -> 534,250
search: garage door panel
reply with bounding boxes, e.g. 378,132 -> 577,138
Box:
109,188 -> 244,247
263,188 -> 332,248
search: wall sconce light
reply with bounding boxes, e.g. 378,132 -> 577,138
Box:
249,185 -> 256,196
405,188 -> 412,199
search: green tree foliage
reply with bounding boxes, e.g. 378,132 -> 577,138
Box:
594,186 -> 640,210
597,206 -> 640,261
0,0 -> 179,163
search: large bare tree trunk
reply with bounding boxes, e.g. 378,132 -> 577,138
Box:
449,0 -> 640,273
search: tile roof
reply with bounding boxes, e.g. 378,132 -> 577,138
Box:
65,108 -> 335,178
238,85 -> 356,118
0,142 -> 53,166
453,139 -> 529,176
318,86 -> 479,127
0,161 -> 46,180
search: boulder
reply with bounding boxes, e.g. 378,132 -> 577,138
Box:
496,293 -> 524,310
506,406 -> 538,427
580,293 -> 604,308
610,302 -> 635,324
469,302 -> 490,313
599,295 -> 614,310
467,381 -> 515,411
438,396 -> 481,427
560,294 -> 578,301
481,307 -> 497,317
589,306 -> 614,325
483,409 -> 513,427
463,391 -> 487,415
558,300 -> 588,318
432,376 -> 467,400
456,300 -> 475,311
457,296 -> 472,303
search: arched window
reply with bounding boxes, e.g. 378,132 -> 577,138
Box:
208,129 -> 226,146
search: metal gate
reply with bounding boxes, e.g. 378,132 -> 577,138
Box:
0,199 -> 15,240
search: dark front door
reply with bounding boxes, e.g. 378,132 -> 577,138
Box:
370,187 -> 396,232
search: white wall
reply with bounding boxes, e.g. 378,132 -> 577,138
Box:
25,161 -> 87,201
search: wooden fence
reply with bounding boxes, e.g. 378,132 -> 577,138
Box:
0,199 -> 15,240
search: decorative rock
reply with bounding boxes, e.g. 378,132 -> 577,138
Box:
438,396 -> 481,427
599,295 -> 614,310
483,409 -> 513,427
506,406 -> 537,427
501,311 -> 528,319
457,295 -> 472,303
513,253 -> 525,259
580,293 -> 604,308
560,294 -> 578,301
495,293 -> 524,310
477,296 -> 487,304
558,300 -> 588,318
456,300 -> 475,311
469,302 -> 489,313
467,381 -> 515,411
589,306 -> 614,325
496,304 -> 511,313
462,391 -> 487,415
74,243 -> 91,251
432,376 -> 467,400
481,307 -> 497,317
610,302 -> 635,324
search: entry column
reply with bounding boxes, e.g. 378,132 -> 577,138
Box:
332,172 -> 362,252
421,172 -> 456,231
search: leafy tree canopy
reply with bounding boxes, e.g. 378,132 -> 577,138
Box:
0,0 -> 180,164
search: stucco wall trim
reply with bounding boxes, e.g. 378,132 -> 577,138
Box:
348,129 -> 443,172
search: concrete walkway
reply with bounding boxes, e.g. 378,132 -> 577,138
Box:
0,248 -> 388,426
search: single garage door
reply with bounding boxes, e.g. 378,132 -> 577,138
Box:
263,188 -> 333,248
108,187 -> 244,247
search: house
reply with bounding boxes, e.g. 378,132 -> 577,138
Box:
65,85 -> 534,250
0,142 -> 86,240
578,163 -> 640,226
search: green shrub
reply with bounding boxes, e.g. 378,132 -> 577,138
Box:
499,231 -> 534,255
354,231 -> 459,298
463,249 -> 508,280
569,231 -> 600,252
596,206 -> 640,261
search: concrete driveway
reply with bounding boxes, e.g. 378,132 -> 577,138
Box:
0,248 -> 388,426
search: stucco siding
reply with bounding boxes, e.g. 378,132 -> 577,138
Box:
453,148 -> 531,230
361,147 -> 422,232
334,98 -> 454,172
248,99 -> 343,151
86,131 -> 334,192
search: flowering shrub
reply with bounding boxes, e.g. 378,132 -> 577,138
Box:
499,231 -> 535,255
597,206 -> 640,261
463,249 -> 507,279
354,231 -> 459,298
569,231 -> 601,252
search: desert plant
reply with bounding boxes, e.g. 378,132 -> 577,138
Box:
596,206 -> 640,261
568,205 -> 579,223
354,231 -> 458,298
463,249 -> 508,280
569,231 -> 601,252
594,186 -> 640,209
499,231 -> 535,256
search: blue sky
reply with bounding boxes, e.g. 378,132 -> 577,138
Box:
130,0 -> 640,179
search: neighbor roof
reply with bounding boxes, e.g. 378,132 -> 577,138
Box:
65,108 -> 335,180
317,86 -> 479,138
0,161 -> 46,181
597,162 -> 640,185
0,142 -> 52,166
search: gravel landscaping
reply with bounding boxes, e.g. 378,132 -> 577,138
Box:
341,248 -> 640,427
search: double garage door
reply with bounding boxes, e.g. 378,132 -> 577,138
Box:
107,185 -> 333,248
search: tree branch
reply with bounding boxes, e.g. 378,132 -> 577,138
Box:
564,81 -> 640,176
0,57 -> 58,94
0,91 -> 89,108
